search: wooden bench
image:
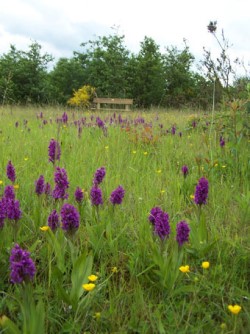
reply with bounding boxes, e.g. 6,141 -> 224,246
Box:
93,98 -> 133,111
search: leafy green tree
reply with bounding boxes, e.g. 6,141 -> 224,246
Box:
0,42 -> 53,104
129,37 -> 166,108
162,42 -> 196,108
48,57 -> 86,104
74,33 -> 130,97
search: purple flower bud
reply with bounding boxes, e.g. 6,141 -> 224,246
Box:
90,186 -> 103,206
75,187 -> 84,203
61,203 -> 80,232
220,136 -> 225,147
181,165 -> 189,178
171,126 -> 176,135
176,220 -> 190,246
35,175 -> 45,195
96,117 -> 105,128
154,211 -> 170,240
48,139 -> 61,164
6,199 -> 22,221
62,112 -> 68,124
4,185 -> 15,200
6,161 -> 16,183
48,209 -> 60,231
52,167 -> 69,200
9,244 -> 36,284
93,167 -> 106,186
110,185 -> 125,205
194,177 -> 209,205
148,207 -> 163,225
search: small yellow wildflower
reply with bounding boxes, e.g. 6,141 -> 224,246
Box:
13,184 -> 19,190
132,150 -> 137,154
190,194 -> 195,199
214,163 -> 218,167
0,315 -> 8,326
105,146 -> 109,149
111,266 -> 118,273
93,312 -> 101,319
156,169 -> 162,174
228,304 -> 241,315
82,283 -> 96,292
201,261 -> 210,269
24,157 -> 28,161
143,151 -> 148,155
88,274 -> 98,282
220,323 -> 227,330
222,165 -> 226,168
40,226 -> 50,232
0,180 -> 3,185
179,265 -> 190,273
63,125 -> 67,128
160,190 -> 165,194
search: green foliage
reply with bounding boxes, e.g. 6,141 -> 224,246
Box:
0,42 -> 53,104
0,107 -> 249,333
48,57 -> 86,104
75,34 -> 130,98
130,37 -> 166,108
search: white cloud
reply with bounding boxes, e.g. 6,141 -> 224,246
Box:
0,0 -> 249,74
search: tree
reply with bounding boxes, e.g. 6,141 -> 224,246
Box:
130,36 -> 166,108
74,33 -> 130,98
48,57 -> 86,104
0,42 -> 53,104
162,41 -> 196,108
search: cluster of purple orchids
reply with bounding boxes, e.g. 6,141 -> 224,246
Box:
149,168 -> 209,242
0,162 -> 22,228
148,206 -> 190,245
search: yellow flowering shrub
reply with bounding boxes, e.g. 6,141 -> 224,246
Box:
67,85 -> 96,108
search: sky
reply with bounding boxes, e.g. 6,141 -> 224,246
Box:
0,0 -> 249,73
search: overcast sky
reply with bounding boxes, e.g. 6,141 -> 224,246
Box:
0,0 -> 249,71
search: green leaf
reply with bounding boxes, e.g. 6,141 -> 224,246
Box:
70,252 -> 93,309
0,316 -> 21,334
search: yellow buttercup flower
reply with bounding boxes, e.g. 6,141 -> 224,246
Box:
40,226 -> 50,232
13,184 -> 19,190
160,190 -> 165,194
82,283 -> 96,292
132,150 -> 137,154
24,157 -> 28,161
190,194 -> 195,199
201,261 -> 210,269
0,180 -> 3,185
111,266 -> 118,273
222,165 -> 226,168
93,312 -> 101,319
143,151 -> 148,155
156,169 -> 162,174
228,304 -> 241,315
88,274 -> 98,282
105,146 -> 109,149
179,265 -> 190,273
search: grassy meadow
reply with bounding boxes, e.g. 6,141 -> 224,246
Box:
0,105 -> 249,334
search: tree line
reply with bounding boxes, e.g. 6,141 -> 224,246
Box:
0,25 -> 249,109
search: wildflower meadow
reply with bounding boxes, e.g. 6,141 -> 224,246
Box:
0,105 -> 249,333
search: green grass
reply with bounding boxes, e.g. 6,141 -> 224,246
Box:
0,106 -> 249,334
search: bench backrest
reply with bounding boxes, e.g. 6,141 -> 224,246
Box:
93,98 -> 133,105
